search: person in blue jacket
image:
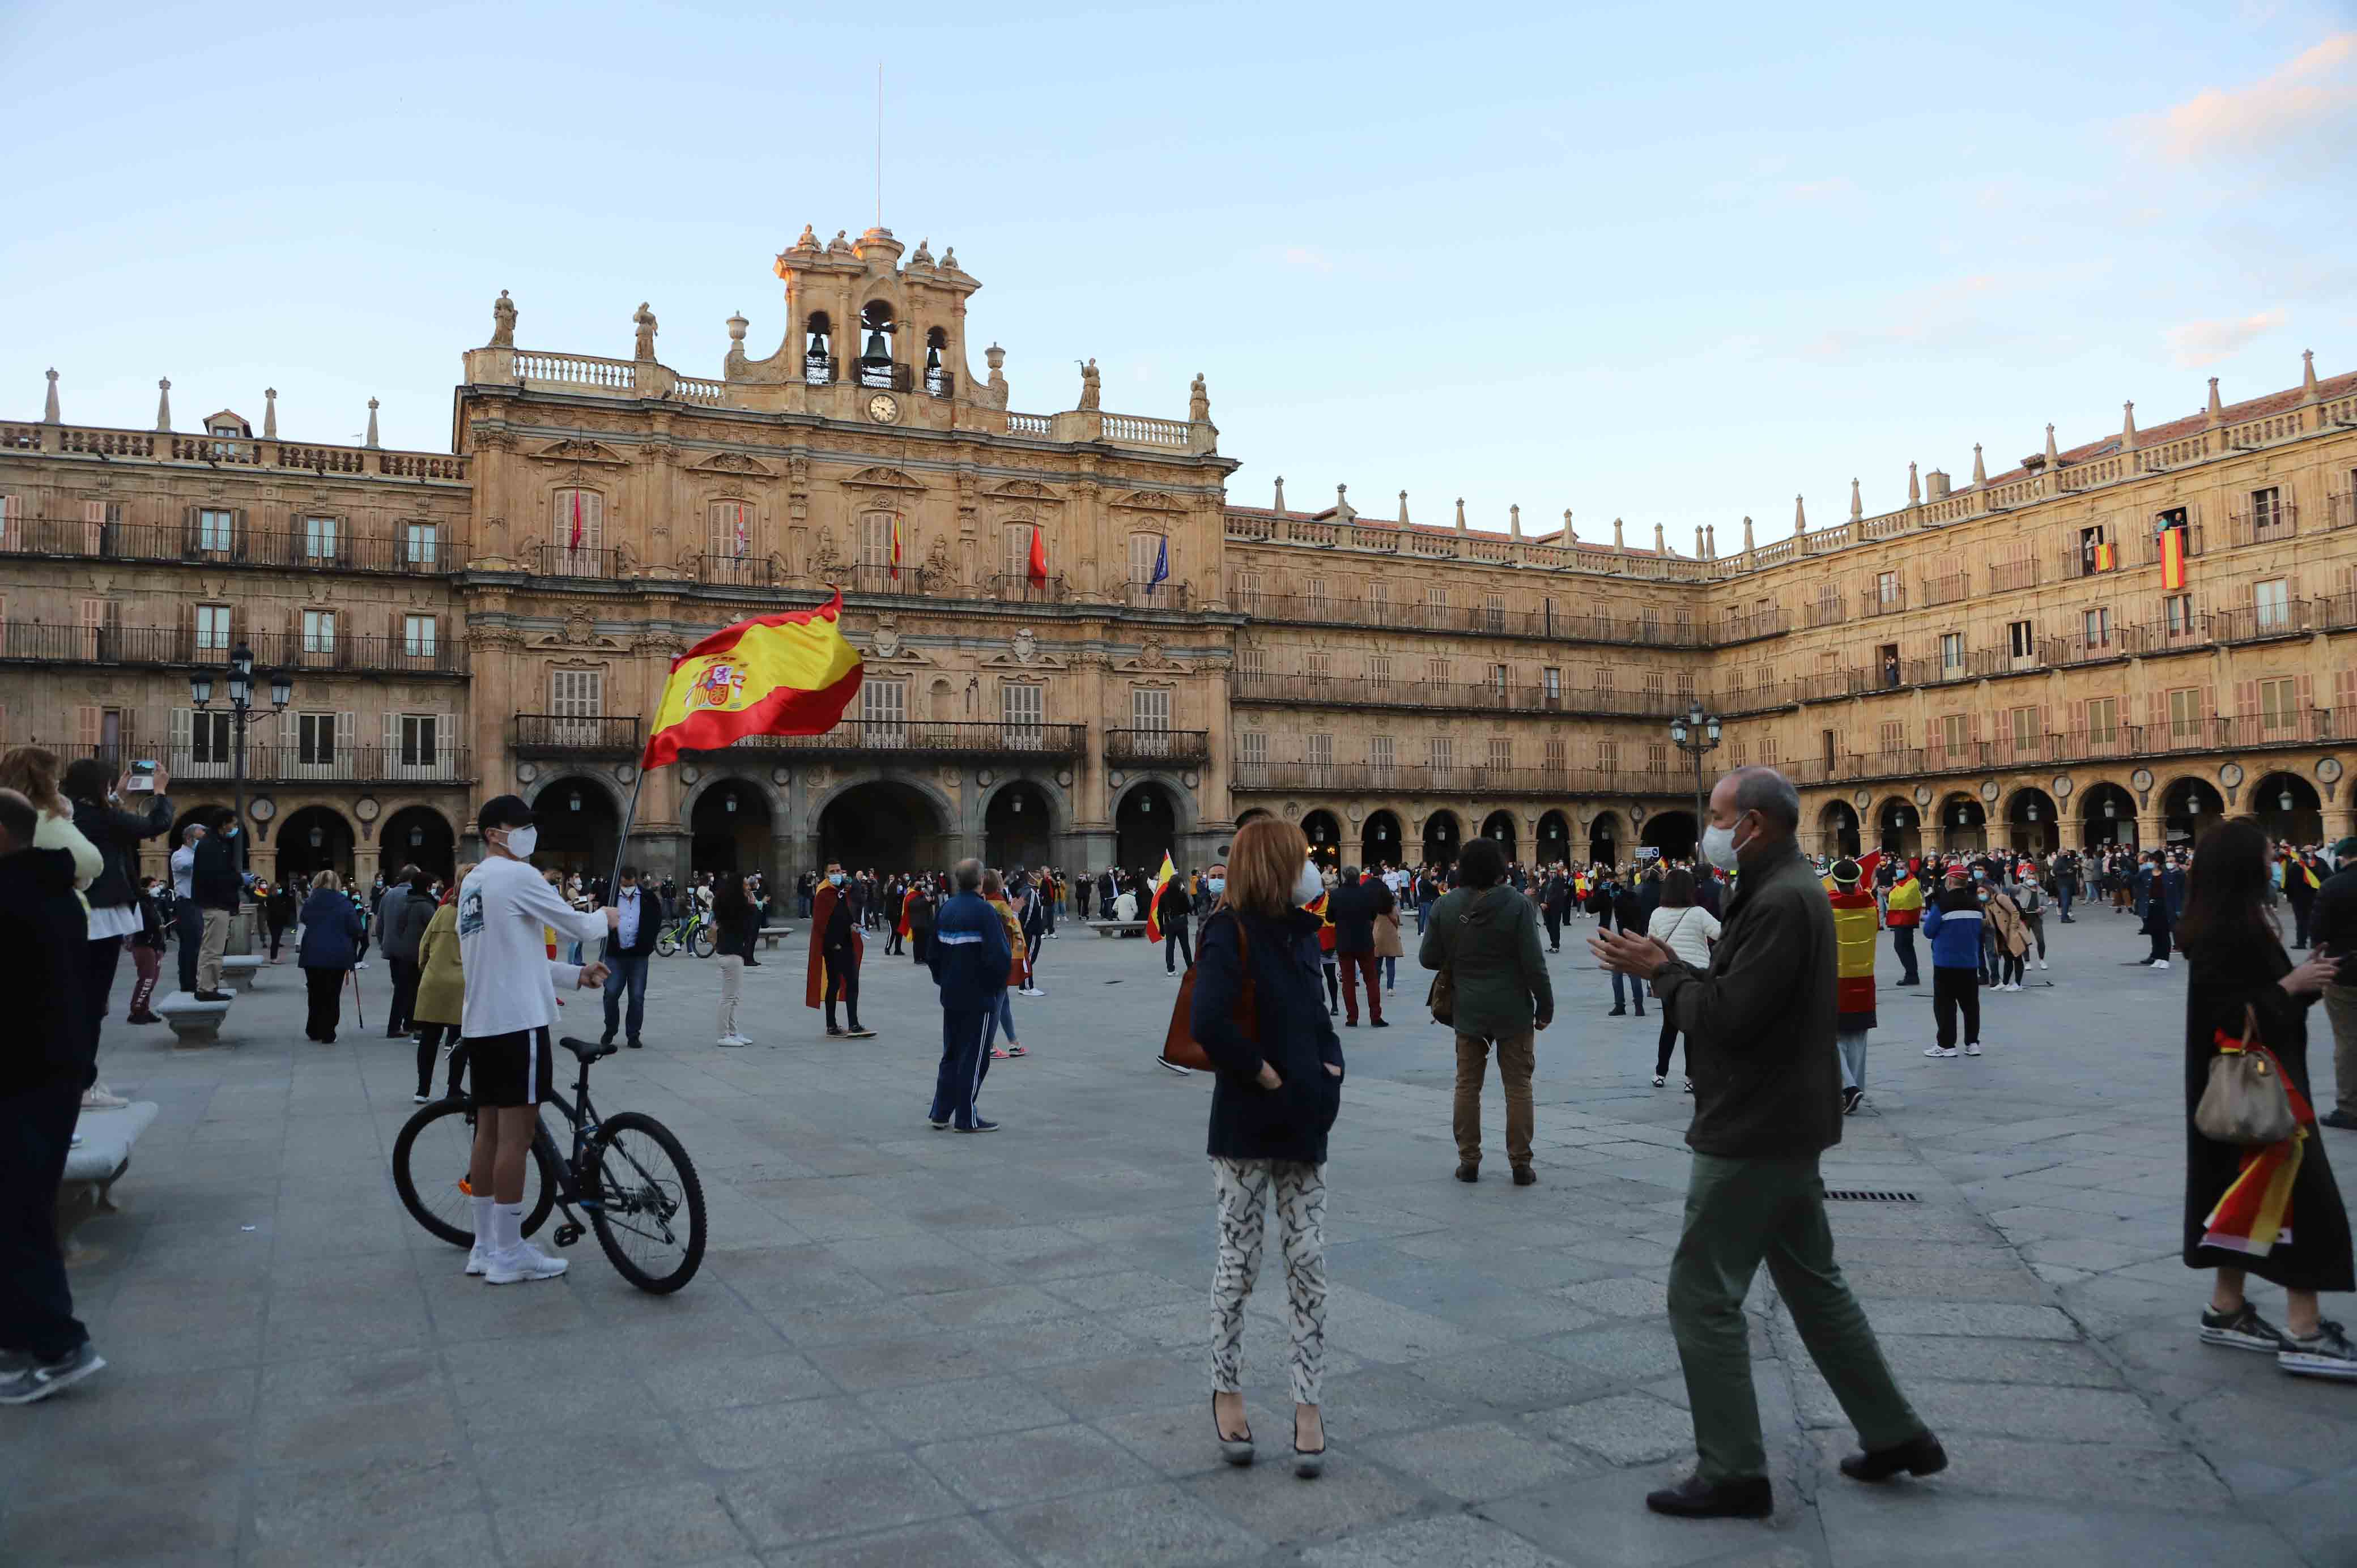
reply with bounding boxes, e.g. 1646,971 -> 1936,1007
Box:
927,858 -> 1012,1133
296,871 -> 366,1043
1920,864 -> 1984,1060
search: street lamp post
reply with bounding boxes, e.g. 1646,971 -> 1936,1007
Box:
191,642 -> 292,875
1666,700 -> 1722,853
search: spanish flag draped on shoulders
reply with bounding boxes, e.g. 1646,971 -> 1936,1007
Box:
1827,852 -> 1881,1031
1884,858 -> 1925,927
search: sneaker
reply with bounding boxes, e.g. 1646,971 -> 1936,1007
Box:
126,1011 -> 163,1025
2321,1110 -> 2357,1131
1607,1007 -> 1627,1017
954,1119 -> 1001,1134
193,990 -> 232,1002
1652,1075 -> 1666,1088
1512,1167 -> 1537,1187
1156,1056 -> 1192,1076
79,1085 -> 130,1111
1371,1019 -> 1390,1029
1018,987 -> 1046,998
2151,960 -> 2170,970
2279,1320 -> 2357,1380
929,1117 -> 950,1130
1005,1045 -> 1027,1058
484,1244 -> 568,1285
0,1341 -> 105,1405
466,1239 -> 491,1277
412,1090 -> 432,1104
1924,1045 -> 1959,1059
717,1036 -> 744,1048
1963,1042 -> 1983,1057
991,1048 -> 1010,1060
2201,1303 -> 2291,1353
846,1027 -> 877,1039
1842,1086 -> 1865,1115
2037,959 -> 2049,971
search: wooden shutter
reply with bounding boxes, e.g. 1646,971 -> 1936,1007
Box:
2149,691 -> 2167,728
181,503 -> 197,555
337,710 -> 355,776
76,705 -> 100,751
171,706 -> 192,766
2297,674 -> 2313,719
2335,668 -> 2356,713
2237,681 -> 2258,718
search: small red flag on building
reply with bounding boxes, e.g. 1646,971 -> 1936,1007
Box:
1027,527 -> 1048,588
569,489 -> 584,552
890,513 -> 904,580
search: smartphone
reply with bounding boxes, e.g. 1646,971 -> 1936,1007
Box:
126,760 -> 159,793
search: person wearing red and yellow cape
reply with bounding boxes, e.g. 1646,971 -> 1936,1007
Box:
1827,853 -> 1881,1115
806,864 -> 870,1037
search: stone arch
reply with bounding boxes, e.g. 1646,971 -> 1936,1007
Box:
2253,772 -> 2324,843
1534,809 -> 1573,864
531,773 -> 625,879
811,773 -> 956,872
2162,774 -> 2226,845
276,804 -> 357,885
1816,799 -> 1861,859
1479,809 -> 1518,861
1301,808 -> 1345,867
1110,773 -> 1201,836
805,769 -> 960,840
980,774 -> 1069,872
678,766 -> 789,826
380,803 -> 459,883
1641,810 -> 1697,860
1422,808 -> 1462,867
1361,808 -> 1405,868
2003,786 -> 2058,855
2080,781 -> 2137,849
1938,790 -> 1986,854
1115,777 -> 1189,876
1586,809 -> 1623,866
688,774 -> 777,877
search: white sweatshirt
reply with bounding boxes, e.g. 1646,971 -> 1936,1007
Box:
456,856 -> 607,1038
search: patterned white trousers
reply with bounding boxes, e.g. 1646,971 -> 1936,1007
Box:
1209,1157 -> 1328,1407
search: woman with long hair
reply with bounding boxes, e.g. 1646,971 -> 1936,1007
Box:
1645,868 -> 1720,1092
58,756 -> 174,1107
1191,817 -> 1343,1477
2180,819 -> 2353,1378
0,748 -> 110,1103
712,871 -> 761,1046
296,870 -> 364,1044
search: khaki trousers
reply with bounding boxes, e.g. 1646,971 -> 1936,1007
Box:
197,908 -> 232,992
1452,1030 -> 1534,1171
716,954 -> 744,1039
2326,985 -> 2357,1119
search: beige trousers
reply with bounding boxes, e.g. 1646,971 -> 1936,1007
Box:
716,954 -> 744,1039
197,908 -> 232,992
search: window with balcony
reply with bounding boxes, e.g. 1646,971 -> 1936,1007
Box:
1003,522 -> 1037,583
1239,730 -> 1267,767
406,522 -> 438,567
1758,736 -> 1777,766
710,501 -> 753,562
303,516 -> 337,560
2167,687 -> 2202,743
2259,675 -> 2297,731
1487,663 -> 1508,696
1938,632 -> 1964,676
1368,654 -> 1390,691
1240,646 -> 1265,678
862,678 -> 909,744
1878,719 -> 1904,755
1484,593 -> 1505,633
1648,742 -> 1668,772
400,714 -> 439,767
1597,739 -> 1619,770
2010,706 -> 2038,754
196,604 -> 231,651
297,711 -> 338,768
1940,713 -> 1967,754
1642,608 -> 1661,640
2163,593 -> 2197,641
1367,581 -> 1388,621
1236,572 -> 1263,611
1128,532 -> 1170,593
1130,687 -> 1170,732
1428,736 -> 1453,771
1875,570 -> 1900,607
2251,486 -> 2283,532
2255,577 -> 2291,633
1306,577 -> 1328,611
1543,667 -> 1561,707
198,508 -> 233,552
1307,650 -> 1331,683
1487,737 -> 1512,772
857,512 -> 899,571
302,610 -> 336,655
551,669 -> 604,748
2083,607 -> 2112,649
1543,597 -> 1557,636
2086,696 -> 2119,743
1369,734 -> 1394,775
2078,524 -> 2107,574
551,489 -> 602,565
190,709 -> 231,765
403,615 -> 436,658
1593,666 -> 1614,693
1423,585 -> 1448,628
1001,681 -> 1044,745
1543,736 -> 1565,774
1677,671 -> 1695,698
2008,619 -> 2035,659
1426,657 -> 1449,684
1645,670 -> 1665,697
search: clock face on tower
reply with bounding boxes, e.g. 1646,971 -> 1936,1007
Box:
866,393 -> 900,424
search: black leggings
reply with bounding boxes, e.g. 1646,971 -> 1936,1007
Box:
304,968 -> 343,1041
1654,1011 -> 1683,1078
416,1022 -> 459,1095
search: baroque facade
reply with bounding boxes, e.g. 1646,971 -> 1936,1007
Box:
2,228 -> 2354,889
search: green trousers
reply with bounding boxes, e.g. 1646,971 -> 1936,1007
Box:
1669,1151 -> 1925,1482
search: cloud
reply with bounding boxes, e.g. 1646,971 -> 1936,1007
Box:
2148,32 -> 2356,161
1784,176 -> 1856,202
2165,309 -> 2288,367
1280,246 -> 1335,273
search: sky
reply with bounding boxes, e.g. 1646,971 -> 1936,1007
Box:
4,1 -> 2352,547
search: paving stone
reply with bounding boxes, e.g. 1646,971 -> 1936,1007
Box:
914,1420 -> 1158,1507
1360,1419 -> 1604,1500
1182,1452 -> 1429,1542
724,1451 -> 967,1548
1300,1512 -> 1575,1567
764,1518 -> 1028,1567
988,1481 -> 1265,1567
1526,1390 -> 1695,1465
492,1480 -> 751,1568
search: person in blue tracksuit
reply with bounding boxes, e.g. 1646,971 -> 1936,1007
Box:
1920,866 -> 1984,1059
928,859 -> 1012,1133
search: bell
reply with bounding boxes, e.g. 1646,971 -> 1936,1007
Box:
925,343 -> 942,372
862,328 -> 890,362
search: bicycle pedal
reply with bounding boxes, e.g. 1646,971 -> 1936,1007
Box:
554,1222 -> 583,1248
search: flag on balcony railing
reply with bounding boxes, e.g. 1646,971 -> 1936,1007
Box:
2092,540 -> 2117,572
640,591 -> 863,769
1150,534 -> 1168,589
890,513 -> 904,580
569,489 -> 584,552
2159,525 -> 2188,591
733,503 -> 747,559
1145,851 -> 1176,943
1028,527 -> 1048,588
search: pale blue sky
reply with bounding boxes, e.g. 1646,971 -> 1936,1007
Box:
5,1 -> 2351,544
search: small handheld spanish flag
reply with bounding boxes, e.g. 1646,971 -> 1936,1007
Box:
641,592 -> 863,770
1145,852 -> 1176,943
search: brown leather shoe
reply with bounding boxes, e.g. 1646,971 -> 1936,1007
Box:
1454,1163 -> 1478,1183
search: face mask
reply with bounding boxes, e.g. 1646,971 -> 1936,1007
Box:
1972,868 -> 1985,882
829,871 -> 845,887
1294,862 -> 1325,906
1701,819 -> 1745,872
1206,877 -> 1225,894
504,825 -> 538,860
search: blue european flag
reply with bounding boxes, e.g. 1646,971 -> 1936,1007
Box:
1150,534 -> 1169,588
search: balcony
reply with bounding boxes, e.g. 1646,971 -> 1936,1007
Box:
851,359 -> 916,393
0,420 -> 467,482
2209,600 -> 2314,644
1231,671 -> 1691,720
2227,501 -> 2298,549
0,517 -> 459,574
1804,598 -> 1849,630
687,554 -> 786,590
1717,608 -> 1791,645
1103,728 -> 1210,768
1122,582 -> 1193,612
1860,585 -> 1907,618
0,624 -> 466,676
1986,557 -> 2040,593
982,573 -> 1067,604
164,744 -> 475,786
513,714 -> 643,757
534,544 -> 626,580
1228,589 -> 1741,648
1920,572 -> 1970,608
2137,521 -> 2207,564
2329,491 -> 2355,532
1229,762 -> 1690,797
691,721 -> 1088,762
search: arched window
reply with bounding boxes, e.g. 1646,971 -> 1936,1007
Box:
924,327 -> 950,397
803,312 -> 833,384
857,301 -> 897,387
550,488 -> 602,576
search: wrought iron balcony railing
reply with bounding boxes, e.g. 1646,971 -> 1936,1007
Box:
1103,728 -> 1211,767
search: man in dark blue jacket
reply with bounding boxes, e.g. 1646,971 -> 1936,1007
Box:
928,859 -> 1012,1133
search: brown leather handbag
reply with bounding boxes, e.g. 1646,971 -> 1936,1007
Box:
1162,910 -> 1253,1072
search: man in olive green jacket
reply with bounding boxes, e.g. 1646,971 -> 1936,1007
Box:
1592,766 -> 1942,1520
1419,837 -> 1551,1185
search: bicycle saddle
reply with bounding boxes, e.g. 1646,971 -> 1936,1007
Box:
558,1036 -> 618,1063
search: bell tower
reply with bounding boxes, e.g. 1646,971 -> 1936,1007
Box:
727,225 -> 981,431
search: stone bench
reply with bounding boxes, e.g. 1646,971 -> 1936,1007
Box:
1088,920 -> 1150,939
221,955 -> 265,988
758,925 -> 795,950
156,988 -> 233,1047
59,1101 -> 159,1256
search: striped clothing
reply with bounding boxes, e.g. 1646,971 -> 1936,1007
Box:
1828,888 -> 1879,1029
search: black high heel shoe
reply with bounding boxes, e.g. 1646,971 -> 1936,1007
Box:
1292,1409 -> 1326,1478
1212,1397 -> 1253,1467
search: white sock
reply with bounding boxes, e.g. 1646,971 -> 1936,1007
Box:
493,1200 -> 526,1253
470,1196 -> 494,1251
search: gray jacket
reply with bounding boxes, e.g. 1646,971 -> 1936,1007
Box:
380,885 -> 432,964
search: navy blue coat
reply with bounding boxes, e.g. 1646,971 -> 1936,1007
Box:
297,889 -> 364,970
1190,907 -> 1345,1164
929,890 -> 1012,1012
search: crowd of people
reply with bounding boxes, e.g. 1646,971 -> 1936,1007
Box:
6,748 -> 2356,1531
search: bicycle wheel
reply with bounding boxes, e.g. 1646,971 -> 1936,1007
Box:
655,927 -> 678,957
391,1099 -> 558,1248
690,923 -> 716,959
586,1110 -> 707,1293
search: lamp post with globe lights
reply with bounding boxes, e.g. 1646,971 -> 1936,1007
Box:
1667,700 -> 1722,857
190,642 -> 291,874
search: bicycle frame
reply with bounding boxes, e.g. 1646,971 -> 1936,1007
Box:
527,1053 -> 690,1255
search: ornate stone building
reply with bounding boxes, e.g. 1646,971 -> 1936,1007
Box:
3,229 -> 2352,888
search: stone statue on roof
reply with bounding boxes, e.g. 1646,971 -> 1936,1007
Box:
1078,357 -> 1100,412
490,289 -> 516,348
633,301 -> 657,361
1189,373 -> 1209,423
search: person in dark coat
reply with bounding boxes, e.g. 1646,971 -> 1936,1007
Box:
263,879 -> 297,962
1598,872 -> 1648,1017
2317,839 -> 2357,1133
1325,867 -> 1393,1026
928,859 -> 1012,1132
1190,817 -> 1344,1477
908,879 -> 938,967
1157,871 -> 1194,975
380,866 -> 433,1038
62,759 -> 172,1101
2138,849 -> 2176,968
2179,820 -> 2354,1377
296,871 -> 365,1043
0,789 -> 105,1405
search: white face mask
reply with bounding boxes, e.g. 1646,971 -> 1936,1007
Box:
1701,817 -> 1747,872
503,825 -> 538,860
1294,862 -> 1325,906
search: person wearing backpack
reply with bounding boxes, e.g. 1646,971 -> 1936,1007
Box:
1419,837 -> 1552,1186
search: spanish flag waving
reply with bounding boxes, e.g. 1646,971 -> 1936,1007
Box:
1145,852 -> 1176,943
642,591 -> 863,770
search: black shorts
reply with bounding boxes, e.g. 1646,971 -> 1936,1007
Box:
466,1026 -> 553,1108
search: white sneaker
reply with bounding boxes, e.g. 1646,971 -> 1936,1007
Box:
1019,987 -> 1046,998
466,1241 -> 491,1276
717,1034 -> 748,1047
1924,1045 -> 1959,1059
80,1085 -> 130,1111
1964,1042 -> 1984,1056
484,1243 -> 567,1285
2151,960 -> 2171,971
2037,959 -> 2049,971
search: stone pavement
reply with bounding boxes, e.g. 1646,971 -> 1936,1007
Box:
5,906 -> 2355,1567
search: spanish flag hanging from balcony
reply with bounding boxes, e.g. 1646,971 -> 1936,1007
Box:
2092,540 -> 2117,572
1028,527 -> 1049,588
889,513 -> 904,580
2159,526 -> 2188,591
640,591 -> 863,770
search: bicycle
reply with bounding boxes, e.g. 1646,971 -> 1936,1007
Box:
391,1035 -> 708,1293
655,908 -> 714,958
